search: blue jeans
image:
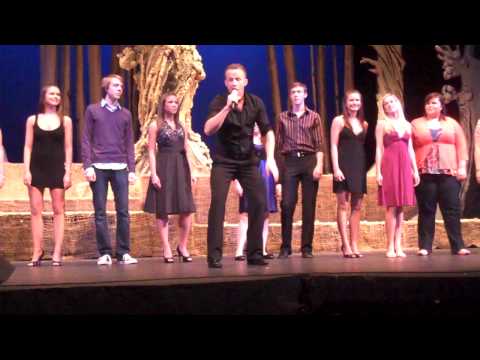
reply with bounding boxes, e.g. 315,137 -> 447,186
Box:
90,168 -> 130,260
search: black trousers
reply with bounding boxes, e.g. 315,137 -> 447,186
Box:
207,162 -> 266,262
415,174 -> 465,253
280,154 -> 319,253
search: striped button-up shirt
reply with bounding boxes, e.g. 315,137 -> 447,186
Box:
276,108 -> 323,154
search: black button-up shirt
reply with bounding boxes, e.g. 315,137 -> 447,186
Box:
207,92 -> 272,164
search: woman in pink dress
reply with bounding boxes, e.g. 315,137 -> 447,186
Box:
375,94 -> 419,258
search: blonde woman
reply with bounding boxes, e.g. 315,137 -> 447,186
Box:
375,94 -> 419,258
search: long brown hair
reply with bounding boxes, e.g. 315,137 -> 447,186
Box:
424,92 -> 447,121
38,85 -> 65,125
156,93 -> 181,129
342,89 -> 367,130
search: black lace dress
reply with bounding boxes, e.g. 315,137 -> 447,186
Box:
143,123 -> 196,217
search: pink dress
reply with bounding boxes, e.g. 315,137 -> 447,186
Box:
378,131 -> 416,207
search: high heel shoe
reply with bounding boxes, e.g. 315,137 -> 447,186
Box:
176,246 -> 192,262
28,250 -> 44,267
164,257 -> 174,264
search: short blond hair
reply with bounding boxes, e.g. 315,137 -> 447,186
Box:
101,74 -> 124,93
225,63 -> 247,77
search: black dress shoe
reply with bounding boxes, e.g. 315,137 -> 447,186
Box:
278,249 -> 290,259
247,258 -> 269,266
302,251 -> 314,258
263,253 -> 275,259
235,255 -> 246,261
208,260 -> 223,268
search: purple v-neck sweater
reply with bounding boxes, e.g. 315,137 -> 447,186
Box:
81,103 -> 135,171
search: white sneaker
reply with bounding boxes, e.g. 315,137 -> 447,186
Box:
97,254 -> 112,265
120,253 -> 138,265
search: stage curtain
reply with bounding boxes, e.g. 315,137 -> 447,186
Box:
40,45 -> 57,87
309,46 -> 318,112
283,45 -> 296,93
344,45 -> 354,92
316,45 -> 331,173
267,45 -> 282,122
332,46 -> 340,114
88,45 -> 102,104
75,45 -> 86,158
61,45 -> 71,117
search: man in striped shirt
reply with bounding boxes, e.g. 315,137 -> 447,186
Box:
276,82 -> 323,259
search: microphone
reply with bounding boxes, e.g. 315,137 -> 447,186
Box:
231,89 -> 239,110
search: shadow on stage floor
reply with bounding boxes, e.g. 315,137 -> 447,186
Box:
1,249 -> 480,317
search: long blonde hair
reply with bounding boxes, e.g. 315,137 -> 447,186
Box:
381,93 -> 409,134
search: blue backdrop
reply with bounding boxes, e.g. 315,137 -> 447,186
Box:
0,45 -> 342,162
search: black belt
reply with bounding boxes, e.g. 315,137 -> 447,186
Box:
284,151 -> 314,158
158,149 -> 186,154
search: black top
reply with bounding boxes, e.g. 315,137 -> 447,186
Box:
332,126 -> 367,194
30,114 -> 66,189
206,92 -> 272,164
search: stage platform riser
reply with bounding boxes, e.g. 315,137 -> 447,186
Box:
1,212 -> 479,260
1,164 -> 479,261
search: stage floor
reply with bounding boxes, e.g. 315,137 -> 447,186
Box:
3,249 -> 480,316
3,249 -> 480,290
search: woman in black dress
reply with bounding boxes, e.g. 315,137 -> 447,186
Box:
23,85 -> 73,266
144,93 -> 196,263
330,90 -> 368,258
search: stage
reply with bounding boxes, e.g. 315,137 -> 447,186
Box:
2,250 -> 480,317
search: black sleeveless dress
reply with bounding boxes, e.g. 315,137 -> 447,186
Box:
30,115 -> 65,189
143,123 -> 196,218
332,126 -> 367,194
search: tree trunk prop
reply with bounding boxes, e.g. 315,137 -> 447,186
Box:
360,45 -> 405,121
117,45 -> 210,176
436,45 -> 480,216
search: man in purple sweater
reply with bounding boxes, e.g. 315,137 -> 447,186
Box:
82,74 -> 138,265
